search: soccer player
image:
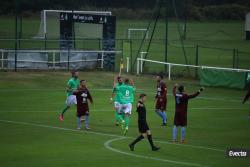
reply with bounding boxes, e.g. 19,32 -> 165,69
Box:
172,84 -> 204,143
242,88 -> 250,118
110,76 -> 124,126
129,93 -> 160,151
73,80 -> 93,130
155,74 -> 167,126
118,78 -> 136,135
59,70 -> 80,121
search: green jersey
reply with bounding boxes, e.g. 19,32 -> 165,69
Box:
117,84 -> 135,104
114,83 -> 124,103
67,78 -> 80,97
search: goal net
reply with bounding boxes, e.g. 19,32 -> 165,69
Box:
33,10 -> 111,39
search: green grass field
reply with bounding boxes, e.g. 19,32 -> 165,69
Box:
0,71 -> 250,167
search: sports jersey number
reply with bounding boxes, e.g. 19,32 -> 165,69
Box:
125,90 -> 130,96
176,97 -> 181,104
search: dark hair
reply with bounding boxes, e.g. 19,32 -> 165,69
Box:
71,70 -> 77,76
117,76 -> 122,81
139,93 -> 147,99
124,78 -> 130,84
157,73 -> 163,79
178,85 -> 184,92
80,79 -> 86,83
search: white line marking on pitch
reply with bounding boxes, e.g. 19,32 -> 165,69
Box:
0,107 -> 246,113
104,137 -> 208,167
0,88 -> 243,102
0,119 -> 225,153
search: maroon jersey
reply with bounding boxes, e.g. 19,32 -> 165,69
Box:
155,80 -> 167,110
173,86 -> 200,126
156,80 -> 167,99
73,87 -> 93,117
243,89 -> 250,104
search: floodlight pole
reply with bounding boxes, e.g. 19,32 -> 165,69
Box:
183,0 -> 188,40
14,0 -> 20,72
165,0 -> 169,72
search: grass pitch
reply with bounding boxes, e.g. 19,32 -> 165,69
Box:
0,71 -> 249,167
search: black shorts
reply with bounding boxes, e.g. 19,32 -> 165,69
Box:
138,120 -> 149,133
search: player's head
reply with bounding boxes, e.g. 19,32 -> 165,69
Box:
178,85 -> 185,93
156,73 -> 163,82
124,78 -> 130,85
80,79 -> 86,87
117,76 -> 123,84
139,93 -> 147,102
71,70 -> 78,78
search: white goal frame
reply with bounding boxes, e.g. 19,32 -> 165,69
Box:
34,10 -> 112,39
127,28 -> 149,39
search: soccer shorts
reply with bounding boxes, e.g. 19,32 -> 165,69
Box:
65,95 -> 77,106
155,97 -> 167,111
114,101 -> 122,113
174,112 -> 187,126
122,103 -> 132,115
138,120 -> 149,133
77,105 -> 89,117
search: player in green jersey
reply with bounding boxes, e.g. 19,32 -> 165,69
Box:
117,78 -> 136,135
110,76 -> 124,126
59,70 -> 80,121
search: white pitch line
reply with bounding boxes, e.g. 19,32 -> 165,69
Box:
0,119 -> 225,153
0,88 -> 244,102
0,106 -> 246,113
104,137 -> 208,167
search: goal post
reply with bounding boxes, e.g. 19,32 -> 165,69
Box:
127,28 -> 149,39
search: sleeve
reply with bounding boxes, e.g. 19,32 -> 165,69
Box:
73,90 -> 80,96
187,91 -> 200,99
173,86 -> 177,97
87,90 -> 93,103
243,90 -> 250,104
136,104 -> 143,113
161,82 -> 167,97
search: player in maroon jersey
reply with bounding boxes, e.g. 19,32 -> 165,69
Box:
172,83 -> 204,143
242,88 -> 250,118
155,74 -> 167,126
73,80 -> 93,130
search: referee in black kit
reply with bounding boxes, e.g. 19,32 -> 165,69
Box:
129,93 -> 160,151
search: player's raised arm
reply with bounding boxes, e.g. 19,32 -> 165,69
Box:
188,87 -> 204,99
130,78 -> 135,87
173,83 -> 178,97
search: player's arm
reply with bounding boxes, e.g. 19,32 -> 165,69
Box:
130,79 -> 135,87
66,81 -> 73,92
243,90 -> 250,104
188,87 -> 204,99
161,82 -> 167,98
137,102 -> 143,112
173,83 -> 178,97
110,76 -> 118,101
87,90 -> 93,104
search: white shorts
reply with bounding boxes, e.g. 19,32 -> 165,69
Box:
114,102 -> 121,113
121,103 -> 132,115
65,95 -> 77,106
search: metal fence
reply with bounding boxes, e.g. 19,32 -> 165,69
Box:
0,49 -> 121,70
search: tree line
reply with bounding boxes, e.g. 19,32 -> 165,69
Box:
1,0 -> 250,20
